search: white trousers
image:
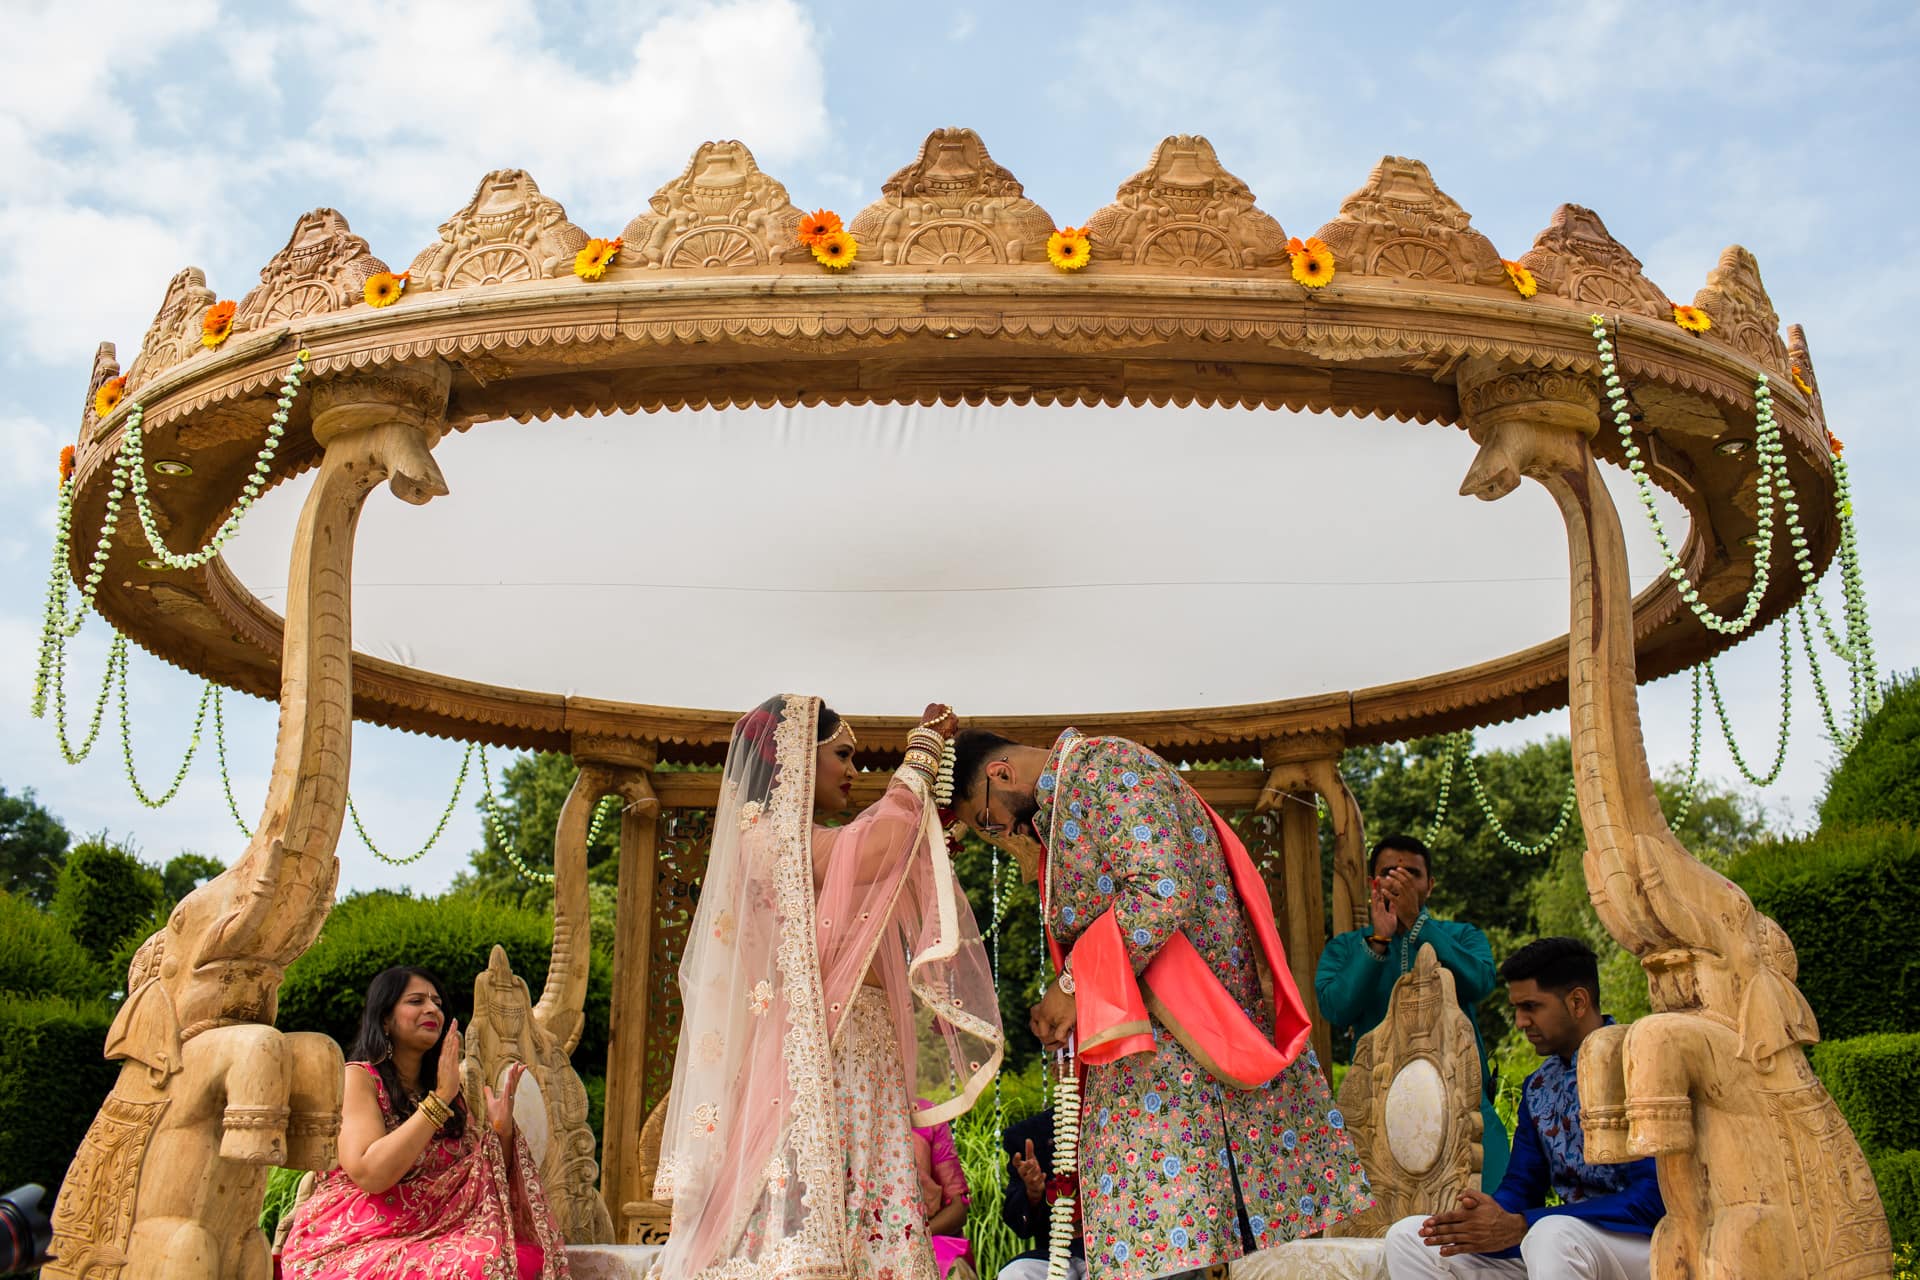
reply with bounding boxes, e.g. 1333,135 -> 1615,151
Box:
998,1260 -> 1085,1280
1384,1214 -> 1652,1280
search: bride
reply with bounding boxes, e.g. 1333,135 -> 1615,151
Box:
653,696 -> 1003,1279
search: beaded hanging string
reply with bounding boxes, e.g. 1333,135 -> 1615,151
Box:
1422,733 -> 1459,844
1047,1044 -> 1080,1280
475,744 -> 622,884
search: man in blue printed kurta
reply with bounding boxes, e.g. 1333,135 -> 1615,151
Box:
1315,833 -> 1509,1189
952,728 -> 1372,1280
1385,937 -> 1662,1278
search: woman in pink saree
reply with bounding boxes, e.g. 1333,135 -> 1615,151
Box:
280,966 -> 569,1280
654,696 -> 1003,1280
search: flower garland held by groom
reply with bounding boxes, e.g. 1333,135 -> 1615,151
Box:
951,727 -> 1373,1280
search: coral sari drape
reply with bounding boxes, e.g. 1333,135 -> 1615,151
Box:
280,1062 -> 568,1280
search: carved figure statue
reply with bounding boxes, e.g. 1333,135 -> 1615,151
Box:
1691,246 -> 1790,374
124,268 -> 218,391
409,169 -> 590,289
1086,134 -> 1289,271
1454,361 -> 1891,1279
1311,156 -> 1506,286
236,209 -> 390,328
621,140 -> 805,269
47,361 -> 455,1280
1516,205 -> 1670,320
850,128 -> 1055,265
1329,943 -> 1484,1238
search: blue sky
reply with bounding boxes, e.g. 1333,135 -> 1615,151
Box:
2,0 -> 1914,893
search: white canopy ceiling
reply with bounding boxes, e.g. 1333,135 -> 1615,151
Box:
220,403 -> 1686,718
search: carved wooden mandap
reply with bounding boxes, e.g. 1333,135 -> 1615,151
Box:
47,132 -> 1889,1278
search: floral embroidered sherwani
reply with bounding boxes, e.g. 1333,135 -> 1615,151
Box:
1039,730 -> 1371,1280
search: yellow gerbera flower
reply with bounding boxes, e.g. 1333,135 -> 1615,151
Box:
94,375 -> 127,419
811,230 -> 857,269
1791,366 -> 1815,396
797,209 -> 843,247
200,300 -> 236,348
574,236 -> 623,281
1047,226 -> 1091,271
364,271 -> 410,308
1672,303 -> 1712,333
1288,236 -> 1335,288
1502,259 -> 1537,298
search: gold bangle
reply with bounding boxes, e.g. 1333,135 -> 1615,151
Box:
418,1092 -> 452,1128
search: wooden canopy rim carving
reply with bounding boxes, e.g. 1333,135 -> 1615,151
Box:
68,204 -> 1837,765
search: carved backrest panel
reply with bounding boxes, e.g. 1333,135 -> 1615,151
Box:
1693,245 -> 1789,374
622,140 -> 806,269
642,809 -> 712,1124
237,208 -> 389,329
409,168 -> 590,290
850,128 -> 1054,266
1516,203 -> 1670,320
463,945 -> 615,1244
1086,134 -> 1288,271
124,266 -> 217,390
1328,944 -> 1483,1237
1312,156 -> 1505,286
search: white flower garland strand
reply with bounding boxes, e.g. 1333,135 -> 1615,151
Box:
1047,1048 -> 1080,1280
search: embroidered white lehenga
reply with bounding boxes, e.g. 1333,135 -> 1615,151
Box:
654,696 -> 1003,1280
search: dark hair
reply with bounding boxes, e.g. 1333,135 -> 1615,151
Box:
817,705 -> 843,743
1498,936 -> 1601,1007
952,728 -> 1019,806
347,965 -> 464,1139
1368,833 -> 1432,876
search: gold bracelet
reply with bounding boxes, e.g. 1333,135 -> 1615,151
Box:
906,728 -> 945,757
418,1092 -> 453,1128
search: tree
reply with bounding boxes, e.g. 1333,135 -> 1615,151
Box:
51,838 -> 164,964
161,852 -> 224,904
451,753 -> 623,910
0,783 -> 71,906
1820,671 -> 1920,831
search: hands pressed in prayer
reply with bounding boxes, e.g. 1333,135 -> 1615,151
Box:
1369,878 -> 1400,939
1376,866 -> 1421,932
1030,979 -> 1076,1052
1419,1189 -> 1527,1256
484,1061 -> 526,1143
434,1019 -> 464,1100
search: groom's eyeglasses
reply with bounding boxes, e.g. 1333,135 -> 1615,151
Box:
975,763 -> 1010,838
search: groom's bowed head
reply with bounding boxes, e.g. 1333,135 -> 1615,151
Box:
946,729 -> 1051,881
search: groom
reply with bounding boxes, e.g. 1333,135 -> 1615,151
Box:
952,727 -> 1372,1280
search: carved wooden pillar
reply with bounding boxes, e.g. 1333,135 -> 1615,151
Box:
48,359 -> 453,1280
1257,733 -> 1356,1071
580,737 -> 659,1232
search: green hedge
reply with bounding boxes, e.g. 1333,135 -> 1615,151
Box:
1726,823 -> 1920,1039
275,892 -> 613,1078
0,889 -> 109,1001
0,993 -> 118,1193
1873,1149 -> 1920,1256
1812,1033 -> 1920,1155
1821,675 -> 1920,830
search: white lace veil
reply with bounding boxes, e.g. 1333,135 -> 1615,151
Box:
654,694 -> 1002,1279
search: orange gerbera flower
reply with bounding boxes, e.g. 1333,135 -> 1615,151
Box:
574,236 -> 623,280
200,300 -> 237,348
1672,303 -> 1712,333
1502,259 -> 1537,298
59,445 -> 76,485
94,375 -> 127,419
1288,236 -> 1335,288
364,270 -> 409,308
797,209 -> 843,247
811,230 -> 857,269
1047,226 -> 1092,271
1791,365 -> 1815,396
1826,429 -> 1844,455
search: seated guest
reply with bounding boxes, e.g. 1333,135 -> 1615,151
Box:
913,1097 -> 977,1280
997,1108 -> 1083,1280
1316,833 -> 1509,1188
1384,937 -> 1663,1279
280,966 -> 569,1280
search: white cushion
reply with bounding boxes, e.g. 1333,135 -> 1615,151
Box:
1384,1057 -> 1447,1174
567,1243 -> 664,1279
504,1066 -> 549,1163
1231,1238 -> 1388,1279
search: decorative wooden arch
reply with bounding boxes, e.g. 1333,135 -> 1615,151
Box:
47,130 -> 1885,1279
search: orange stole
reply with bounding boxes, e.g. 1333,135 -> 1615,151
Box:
1058,803 -> 1311,1088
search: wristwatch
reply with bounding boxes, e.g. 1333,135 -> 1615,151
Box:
1057,956 -> 1076,996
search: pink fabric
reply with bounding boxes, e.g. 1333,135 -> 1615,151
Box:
280,1063 -> 569,1280
913,1099 -> 971,1279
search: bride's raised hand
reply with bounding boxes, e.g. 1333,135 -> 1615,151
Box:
920,704 -> 959,739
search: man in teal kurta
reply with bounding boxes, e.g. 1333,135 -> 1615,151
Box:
1314,833 -> 1509,1189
